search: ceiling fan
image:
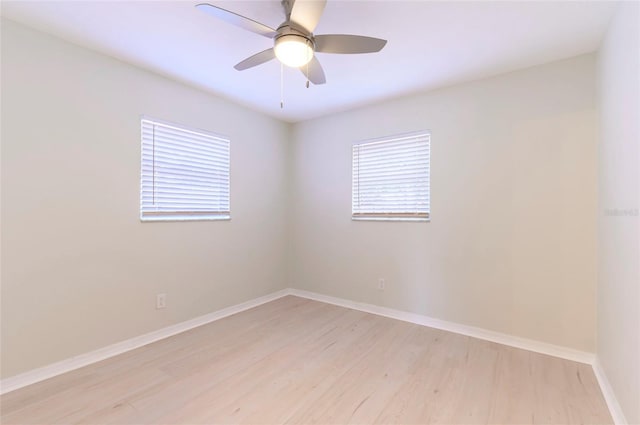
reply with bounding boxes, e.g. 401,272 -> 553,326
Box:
195,0 -> 387,85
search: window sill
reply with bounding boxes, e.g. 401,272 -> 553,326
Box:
140,215 -> 231,222
352,217 -> 430,222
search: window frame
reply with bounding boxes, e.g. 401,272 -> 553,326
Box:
351,130 -> 431,222
139,116 -> 231,222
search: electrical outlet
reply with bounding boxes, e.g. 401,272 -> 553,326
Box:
156,293 -> 166,309
378,278 -> 385,291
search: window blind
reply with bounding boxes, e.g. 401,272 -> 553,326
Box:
140,118 -> 230,221
352,131 -> 430,221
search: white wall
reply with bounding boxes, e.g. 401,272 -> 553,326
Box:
0,19 -> 290,379
1,14 -> 612,386
597,2 -> 640,423
289,55 -> 598,352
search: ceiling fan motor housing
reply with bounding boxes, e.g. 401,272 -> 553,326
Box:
274,23 -> 315,67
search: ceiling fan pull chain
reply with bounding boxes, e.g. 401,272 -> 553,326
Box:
280,63 -> 284,109
306,61 -> 310,88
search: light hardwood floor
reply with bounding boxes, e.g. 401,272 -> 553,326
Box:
1,296 -> 612,424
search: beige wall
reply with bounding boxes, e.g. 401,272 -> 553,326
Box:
597,2 -> 640,423
289,55 -> 598,352
1,16 -> 606,383
0,19 -> 290,378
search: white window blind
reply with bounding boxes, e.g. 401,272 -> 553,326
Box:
352,131 -> 430,221
140,118 -> 230,221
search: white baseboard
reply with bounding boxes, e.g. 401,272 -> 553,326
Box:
289,289 -> 631,422
2,286 -> 621,425
288,288 -> 596,365
0,289 -> 290,395
593,357 -> 628,425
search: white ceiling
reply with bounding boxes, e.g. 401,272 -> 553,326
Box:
1,0 -> 616,123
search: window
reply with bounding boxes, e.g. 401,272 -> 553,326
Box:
140,118 -> 230,221
352,131 -> 430,221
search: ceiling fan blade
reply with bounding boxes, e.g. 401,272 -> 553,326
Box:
300,56 -> 326,85
196,3 -> 277,38
289,0 -> 327,33
315,34 -> 387,54
234,48 -> 276,70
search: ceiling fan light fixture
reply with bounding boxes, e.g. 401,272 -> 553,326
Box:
274,34 -> 313,68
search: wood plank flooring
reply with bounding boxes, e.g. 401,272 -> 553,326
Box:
0,296 -> 612,424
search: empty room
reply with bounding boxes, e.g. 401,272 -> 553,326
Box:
1,0 -> 638,424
